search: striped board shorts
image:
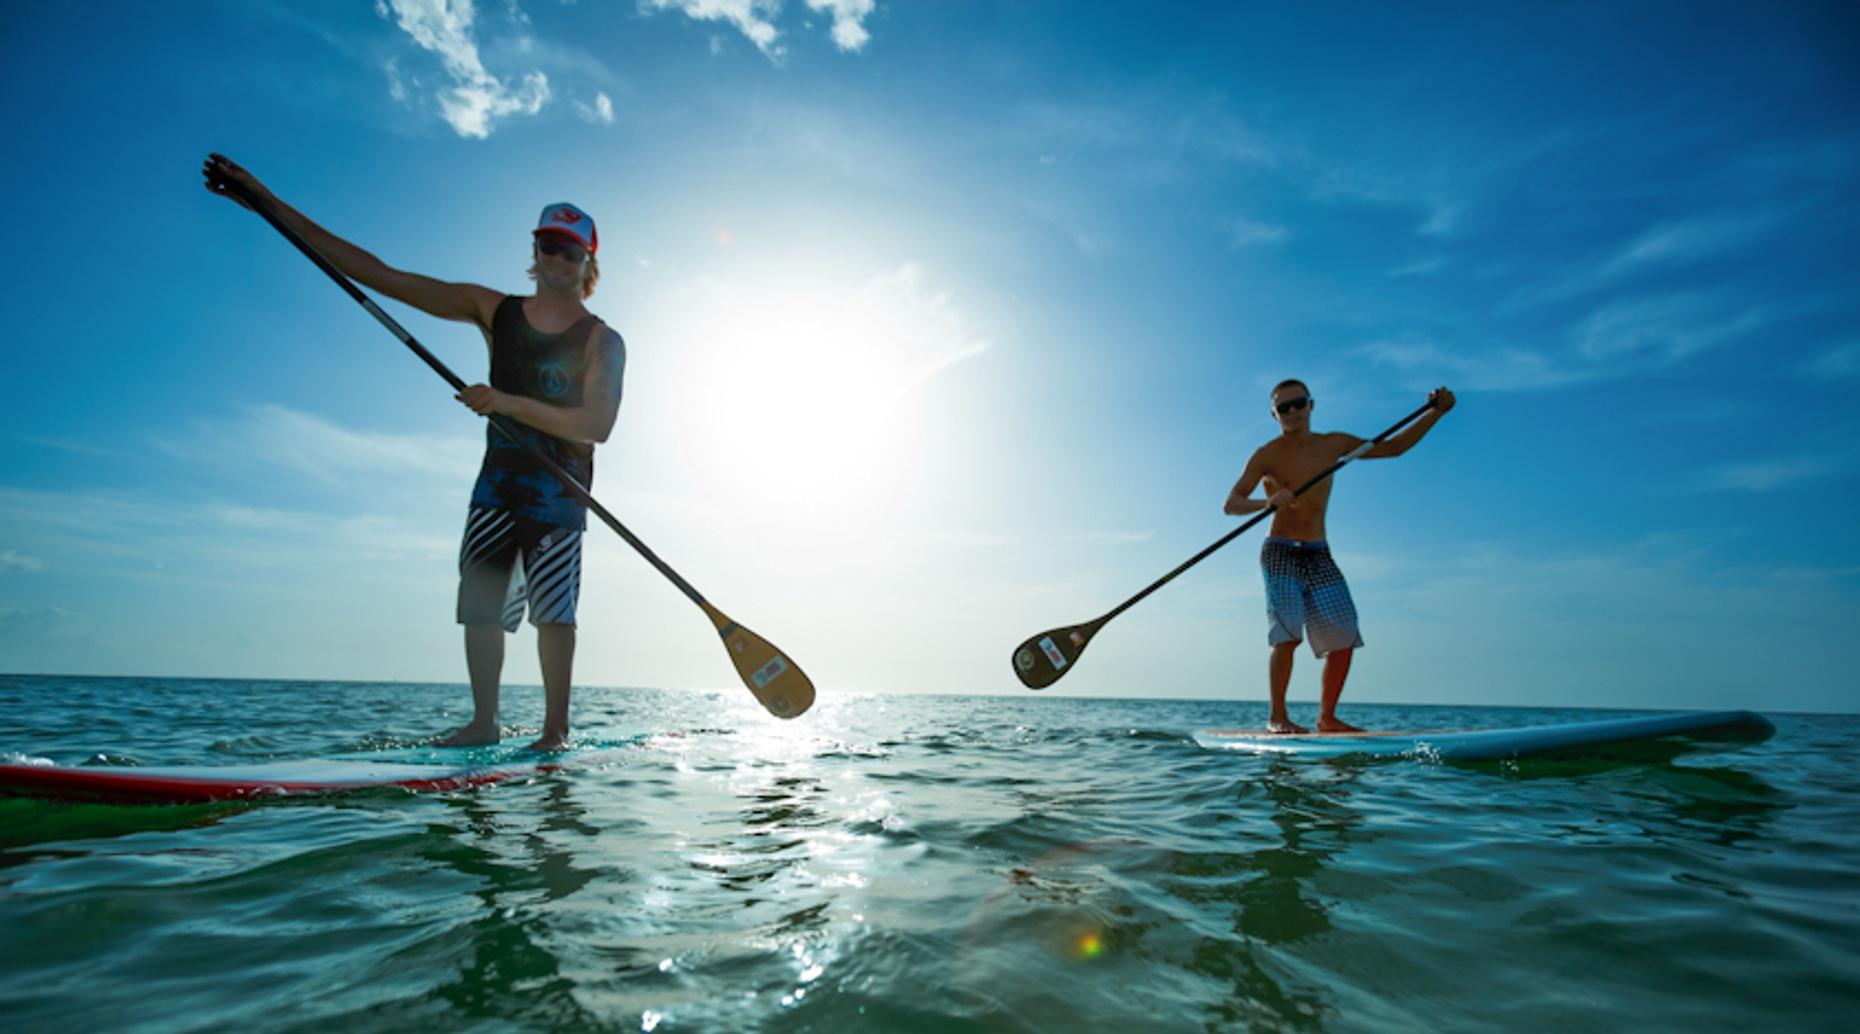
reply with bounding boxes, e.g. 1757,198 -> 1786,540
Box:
1260,536 -> 1364,658
457,506 -> 583,630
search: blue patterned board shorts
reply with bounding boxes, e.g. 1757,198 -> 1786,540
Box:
1260,537 -> 1363,658
457,506 -> 583,630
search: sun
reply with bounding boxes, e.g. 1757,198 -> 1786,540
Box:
680,268 -> 982,524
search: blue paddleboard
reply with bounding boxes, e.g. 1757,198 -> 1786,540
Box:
1193,710 -> 1775,761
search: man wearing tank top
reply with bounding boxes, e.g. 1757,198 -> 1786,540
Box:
205,155 -> 625,751
1223,380 -> 1454,735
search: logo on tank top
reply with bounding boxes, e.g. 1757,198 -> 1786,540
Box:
538,361 -> 569,398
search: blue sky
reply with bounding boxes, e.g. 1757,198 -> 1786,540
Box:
1,1 -> 1856,713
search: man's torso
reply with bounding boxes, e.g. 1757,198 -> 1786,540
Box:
470,295 -> 602,528
1258,432 -> 1356,540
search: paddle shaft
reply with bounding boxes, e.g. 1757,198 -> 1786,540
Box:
1096,399 -> 1437,625
224,180 -> 711,611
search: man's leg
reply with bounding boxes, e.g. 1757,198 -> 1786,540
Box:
531,623 -> 575,751
438,623 -> 505,745
1268,641 -> 1307,733
1317,647 -> 1360,733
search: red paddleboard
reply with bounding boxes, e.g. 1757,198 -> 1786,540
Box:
0,757 -> 549,804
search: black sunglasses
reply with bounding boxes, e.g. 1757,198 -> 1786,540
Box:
1274,396 -> 1312,415
536,235 -> 587,262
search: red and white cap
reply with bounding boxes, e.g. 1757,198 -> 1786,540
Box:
534,202 -> 598,254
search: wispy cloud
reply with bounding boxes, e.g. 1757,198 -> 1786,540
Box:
150,405 -> 477,491
1600,209 -> 1788,278
1388,257 -> 1446,278
1350,340 -> 1588,392
1503,206 -> 1796,313
1055,530 -> 1154,546
1012,96 -> 1275,172
379,0 -> 550,138
1576,292 -> 1766,363
1354,291 -> 1772,392
576,91 -> 615,125
1308,167 -> 1464,238
861,263 -> 991,390
0,550 -> 45,573
1228,217 -> 1289,249
0,605 -> 100,645
1801,341 -> 1860,381
1693,455 -> 1842,493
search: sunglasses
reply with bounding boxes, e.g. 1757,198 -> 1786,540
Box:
535,235 -> 587,262
1274,396 -> 1312,415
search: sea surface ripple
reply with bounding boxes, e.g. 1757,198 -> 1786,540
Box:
1,675 -> 1855,1032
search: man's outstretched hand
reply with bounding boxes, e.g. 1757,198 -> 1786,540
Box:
202,153 -> 271,212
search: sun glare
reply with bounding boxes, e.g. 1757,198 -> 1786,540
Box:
683,268 -> 984,528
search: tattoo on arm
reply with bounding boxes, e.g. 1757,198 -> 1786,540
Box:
591,330 -> 626,403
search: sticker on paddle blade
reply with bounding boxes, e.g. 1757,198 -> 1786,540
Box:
1015,648 -> 1038,672
1038,636 -> 1068,670
752,654 -> 790,689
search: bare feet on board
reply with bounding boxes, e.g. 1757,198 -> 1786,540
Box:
1317,717 -> 1364,734
435,723 -> 501,747
1267,717 -> 1310,734
526,730 -> 571,752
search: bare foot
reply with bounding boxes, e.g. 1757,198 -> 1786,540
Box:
1316,717 -> 1364,734
525,731 -> 571,752
1266,717 -> 1310,734
435,723 -> 500,746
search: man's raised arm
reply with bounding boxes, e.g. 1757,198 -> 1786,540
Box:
1362,387 -> 1456,459
204,154 -> 501,331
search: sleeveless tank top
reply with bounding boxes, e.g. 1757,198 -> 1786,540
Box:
468,295 -> 603,529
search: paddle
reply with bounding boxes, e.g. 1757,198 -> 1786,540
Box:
1011,399 -> 1437,689
213,175 -> 814,720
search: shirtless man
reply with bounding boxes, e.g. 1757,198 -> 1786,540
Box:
204,154 -> 625,751
1223,380 -> 1455,733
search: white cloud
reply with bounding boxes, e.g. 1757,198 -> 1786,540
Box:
805,0 -> 874,51
576,91 -> 615,125
645,0 -> 878,58
1801,341 -> 1860,381
647,0 -> 783,58
380,0 -> 550,138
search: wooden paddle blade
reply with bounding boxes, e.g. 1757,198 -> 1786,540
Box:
706,606 -> 815,719
1011,623 -> 1096,689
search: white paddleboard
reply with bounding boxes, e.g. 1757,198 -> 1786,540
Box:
1194,710 -> 1775,761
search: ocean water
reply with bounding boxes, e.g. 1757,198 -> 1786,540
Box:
1,675 -> 1855,1033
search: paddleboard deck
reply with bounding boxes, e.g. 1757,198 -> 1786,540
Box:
0,757 -> 551,804
1194,710 -> 1775,761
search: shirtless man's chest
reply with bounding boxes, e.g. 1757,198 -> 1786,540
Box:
1260,433 -> 1354,540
